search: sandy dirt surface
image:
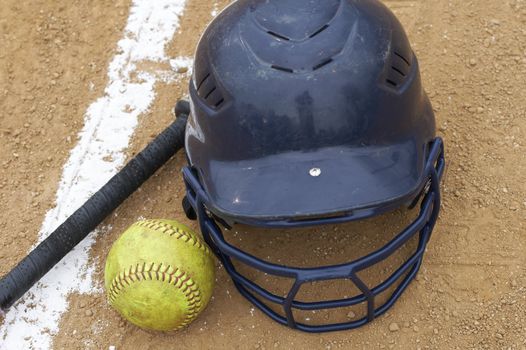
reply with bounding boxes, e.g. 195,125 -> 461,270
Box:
1,0 -> 526,349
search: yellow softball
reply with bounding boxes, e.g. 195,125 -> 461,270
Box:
104,219 -> 215,331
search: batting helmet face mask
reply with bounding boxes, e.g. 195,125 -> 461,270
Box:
182,0 -> 446,332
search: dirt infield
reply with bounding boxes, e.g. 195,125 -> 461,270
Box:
1,0 -> 526,349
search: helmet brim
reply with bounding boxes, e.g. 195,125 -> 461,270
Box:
199,139 -> 427,223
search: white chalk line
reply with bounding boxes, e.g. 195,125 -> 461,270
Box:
0,0 -> 191,349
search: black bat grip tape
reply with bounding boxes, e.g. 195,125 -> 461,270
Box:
0,112 -> 188,312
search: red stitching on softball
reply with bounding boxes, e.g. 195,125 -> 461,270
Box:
134,220 -> 212,257
108,262 -> 203,328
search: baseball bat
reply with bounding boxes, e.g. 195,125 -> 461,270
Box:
0,100 -> 190,314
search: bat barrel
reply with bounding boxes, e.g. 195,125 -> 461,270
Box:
0,101 -> 189,312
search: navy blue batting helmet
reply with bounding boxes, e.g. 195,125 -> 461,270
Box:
182,0 -> 445,332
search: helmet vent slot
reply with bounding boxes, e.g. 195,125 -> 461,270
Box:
267,31 -> 290,41
386,51 -> 411,88
386,79 -> 398,87
309,24 -> 330,38
196,72 -> 225,109
196,73 -> 211,90
391,66 -> 406,77
313,58 -> 333,71
214,98 -> 225,108
271,65 -> 294,73
204,86 -> 217,99
394,51 -> 411,66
